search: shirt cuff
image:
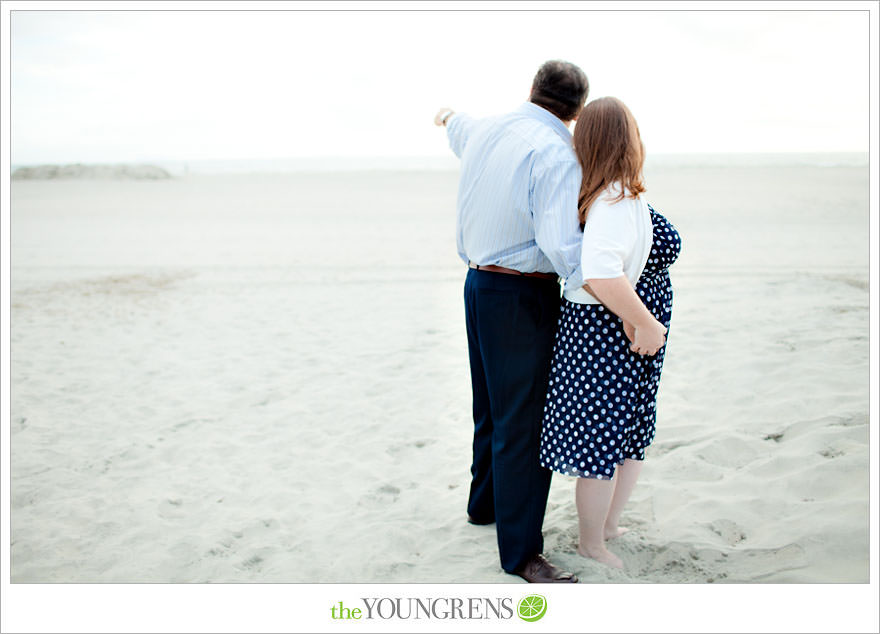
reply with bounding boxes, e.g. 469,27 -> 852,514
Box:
446,113 -> 460,137
563,265 -> 584,291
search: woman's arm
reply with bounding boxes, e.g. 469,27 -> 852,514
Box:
585,276 -> 666,355
581,282 -> 636,345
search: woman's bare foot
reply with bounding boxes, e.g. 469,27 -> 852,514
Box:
604,526 -> 630,540
577,544 -> 623,569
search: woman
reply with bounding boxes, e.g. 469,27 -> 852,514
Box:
540,97 -> 681,570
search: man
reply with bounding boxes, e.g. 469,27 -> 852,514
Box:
434,60 -> 588,583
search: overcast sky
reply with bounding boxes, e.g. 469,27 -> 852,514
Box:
10,8 -> 870,164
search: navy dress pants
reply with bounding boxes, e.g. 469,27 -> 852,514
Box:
463,268 -> 560,573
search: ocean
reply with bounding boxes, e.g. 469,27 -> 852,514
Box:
11,152 -> 869,177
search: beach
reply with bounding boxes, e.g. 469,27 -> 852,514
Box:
9,158 -> 870,583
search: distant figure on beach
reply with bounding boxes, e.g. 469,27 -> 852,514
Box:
540,97 -> 680,569
433,60 -> 593,583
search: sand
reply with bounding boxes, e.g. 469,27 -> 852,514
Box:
9,162 -> 870,583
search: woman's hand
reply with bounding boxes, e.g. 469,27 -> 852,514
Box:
584,276 -> 666,355
630,319 -> 667,356
622,321 -> 635,344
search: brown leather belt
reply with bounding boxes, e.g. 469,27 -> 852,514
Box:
469,262 -> 558,281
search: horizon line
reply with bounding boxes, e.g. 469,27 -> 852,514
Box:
10,149 -> 872,167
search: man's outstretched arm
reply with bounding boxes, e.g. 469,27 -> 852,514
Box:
434,107 -> 475,158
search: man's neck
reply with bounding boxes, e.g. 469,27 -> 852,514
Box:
527,100 -> 572,127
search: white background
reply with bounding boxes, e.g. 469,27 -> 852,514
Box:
2,1 -> 878,633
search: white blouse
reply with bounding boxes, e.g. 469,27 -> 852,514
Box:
563,183 -> 653,305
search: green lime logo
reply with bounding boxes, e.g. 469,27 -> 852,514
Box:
517,594 -> 547,622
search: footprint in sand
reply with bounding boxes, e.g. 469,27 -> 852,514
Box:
624,541 -> 724,582
240,554 -> 264,570
359,482 -> 421,507
617,539 -> 807,583
207,520 -> 276,560
708,519 -> 747,546
648,440 -> 688,456
386,439 -> 437,455
157,498 -> 185,519
726,543 -> 808,581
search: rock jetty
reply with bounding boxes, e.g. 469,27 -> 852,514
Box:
12,164 -> 172,180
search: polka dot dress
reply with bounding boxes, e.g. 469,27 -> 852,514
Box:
540,206 -> 681,480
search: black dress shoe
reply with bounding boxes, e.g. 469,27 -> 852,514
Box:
514,554 -> 578,583
467,515 -> 495,525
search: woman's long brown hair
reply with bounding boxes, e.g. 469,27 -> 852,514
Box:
573,97 -> 646,226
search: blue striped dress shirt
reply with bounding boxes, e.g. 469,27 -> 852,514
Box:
446,101 -> 584,290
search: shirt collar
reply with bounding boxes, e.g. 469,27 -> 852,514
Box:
517,101 -> 573,142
